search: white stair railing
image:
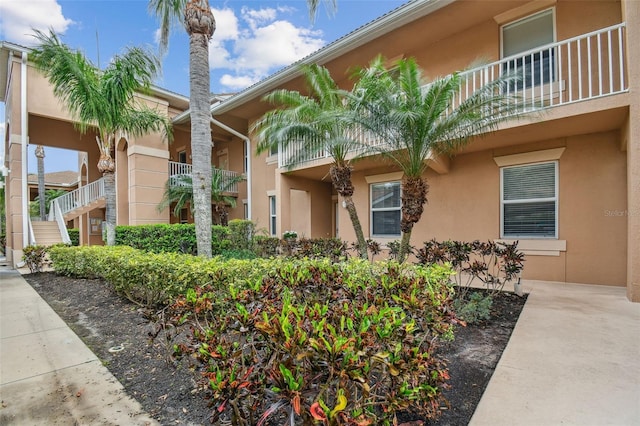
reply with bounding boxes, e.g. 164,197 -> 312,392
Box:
49,177 -> 106,220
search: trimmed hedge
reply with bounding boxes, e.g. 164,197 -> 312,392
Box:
48,245 -> 272,306
115,223 -> 230,255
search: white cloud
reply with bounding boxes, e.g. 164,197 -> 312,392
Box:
209,6 -> 325,91
219,74 -> 259,90
0,0 -> 73,45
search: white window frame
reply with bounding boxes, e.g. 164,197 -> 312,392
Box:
500,161 -> 558,239
370,181 -> 401,238
269,195 -> 277,236
500,8 -> 557,90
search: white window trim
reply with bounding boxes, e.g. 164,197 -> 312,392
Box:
268,195 -> 277,236
370,181 -> 402,238
500,7 -> 557,59
500,160 -> 559,239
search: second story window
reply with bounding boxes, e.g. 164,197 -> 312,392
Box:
178,150 -> 188,164
502,8 -> 555,89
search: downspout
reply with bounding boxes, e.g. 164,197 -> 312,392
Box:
209,117 -> 252,220
21,51 -> 28,247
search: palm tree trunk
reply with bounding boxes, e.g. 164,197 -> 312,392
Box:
330,164 -> 368,259
343,195 -> 368,259
186,1 -> 215,258
35,145 -> 46,220
103,172 -> 116,246
397,176 -> 429,262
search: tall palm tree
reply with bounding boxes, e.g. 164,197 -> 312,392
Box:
29,189 -> 68,217
35,145 -> 46,220
30,30 -> 172,246
350,56 -> 528,261
158,169 -> 245,226
149,0 -> 336,257
149,0 -> 215,257
253,64 -> 369,259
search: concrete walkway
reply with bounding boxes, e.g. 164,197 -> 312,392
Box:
1,262 -> 639,425
0,264 -> 158,425
470,280 -> 640,426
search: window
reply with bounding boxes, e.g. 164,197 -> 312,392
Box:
178,150 -> 187,163
269,144 -> 279,157
269,196 -> 277,236
371,182 -> 401,237
180,208 -> 189,224
502,9 -> 555,89
501,161 -> 557,238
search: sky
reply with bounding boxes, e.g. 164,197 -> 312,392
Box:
0,0 -> 407,173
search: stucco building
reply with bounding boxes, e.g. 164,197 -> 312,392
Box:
1,0 -> 638,301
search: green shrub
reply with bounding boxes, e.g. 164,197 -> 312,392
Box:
48,245 -> 272,306
416,239 -> 525,297
166,259 -> 456,424
453,291 -> 493,324
216,249 -> 257,260
115,223 -> 230,255
227,219 -> 255,251
254,235 -> 280,257
22,245 -> 48,273
67,228 -> 80,246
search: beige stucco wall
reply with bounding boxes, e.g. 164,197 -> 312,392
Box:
622,0 -> 640,301
335,130 -> 627,286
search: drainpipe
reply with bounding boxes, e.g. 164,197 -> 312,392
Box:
209,117 -> 252,220
21,51 -> 28,248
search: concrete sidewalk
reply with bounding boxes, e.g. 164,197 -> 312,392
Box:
0,265 -> 158,425
470,280 -> 640,426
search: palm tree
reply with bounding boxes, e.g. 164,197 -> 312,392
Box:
350,56 -> 528,261
149,0 -> 336,258
158,169 -> 246,226
29,189 -> 68,217
253,64 -> 369,259
149,0 -> 215,257
30,30 -> 172,246
35,145 -> 46,220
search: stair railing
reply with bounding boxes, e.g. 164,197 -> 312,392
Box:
49,178 -> 106,220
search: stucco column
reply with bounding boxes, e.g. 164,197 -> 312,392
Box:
126,145 -> 170,225
623,0 -> 639,302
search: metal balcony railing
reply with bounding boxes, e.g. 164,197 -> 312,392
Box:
279,23 -> 628,168
168,161 -> 241,194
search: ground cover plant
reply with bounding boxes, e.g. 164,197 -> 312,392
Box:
35,243 -> 527,425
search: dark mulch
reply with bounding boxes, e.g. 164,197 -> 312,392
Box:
24,272 -> 527,426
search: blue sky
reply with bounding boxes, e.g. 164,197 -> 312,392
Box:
0,0 -> 406,173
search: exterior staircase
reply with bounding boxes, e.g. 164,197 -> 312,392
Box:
30,221 -> 64,246
28,177 -> 107,246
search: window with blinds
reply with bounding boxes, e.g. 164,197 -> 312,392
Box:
501,8 -> 555,90
371,181 -> 401,236
501,161 -> 557,238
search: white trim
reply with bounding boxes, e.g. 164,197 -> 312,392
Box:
127,145 -> 170,159
21,51 -> 28,247
494,147 -> 565,167
365,171 -> 403,184
497,239 -> 566,256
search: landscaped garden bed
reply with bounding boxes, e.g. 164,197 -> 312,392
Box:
23,240 -> 527,425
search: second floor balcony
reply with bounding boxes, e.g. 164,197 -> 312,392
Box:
278,23 -> 628,169
168,161 -> 242,194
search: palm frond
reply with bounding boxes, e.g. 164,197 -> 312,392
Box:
148,0 -> 188,55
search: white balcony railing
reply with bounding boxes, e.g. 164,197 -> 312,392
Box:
168,161 -> 241,194
279,23 -> 627,168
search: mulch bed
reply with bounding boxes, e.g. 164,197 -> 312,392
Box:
24,272 -> 527,426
